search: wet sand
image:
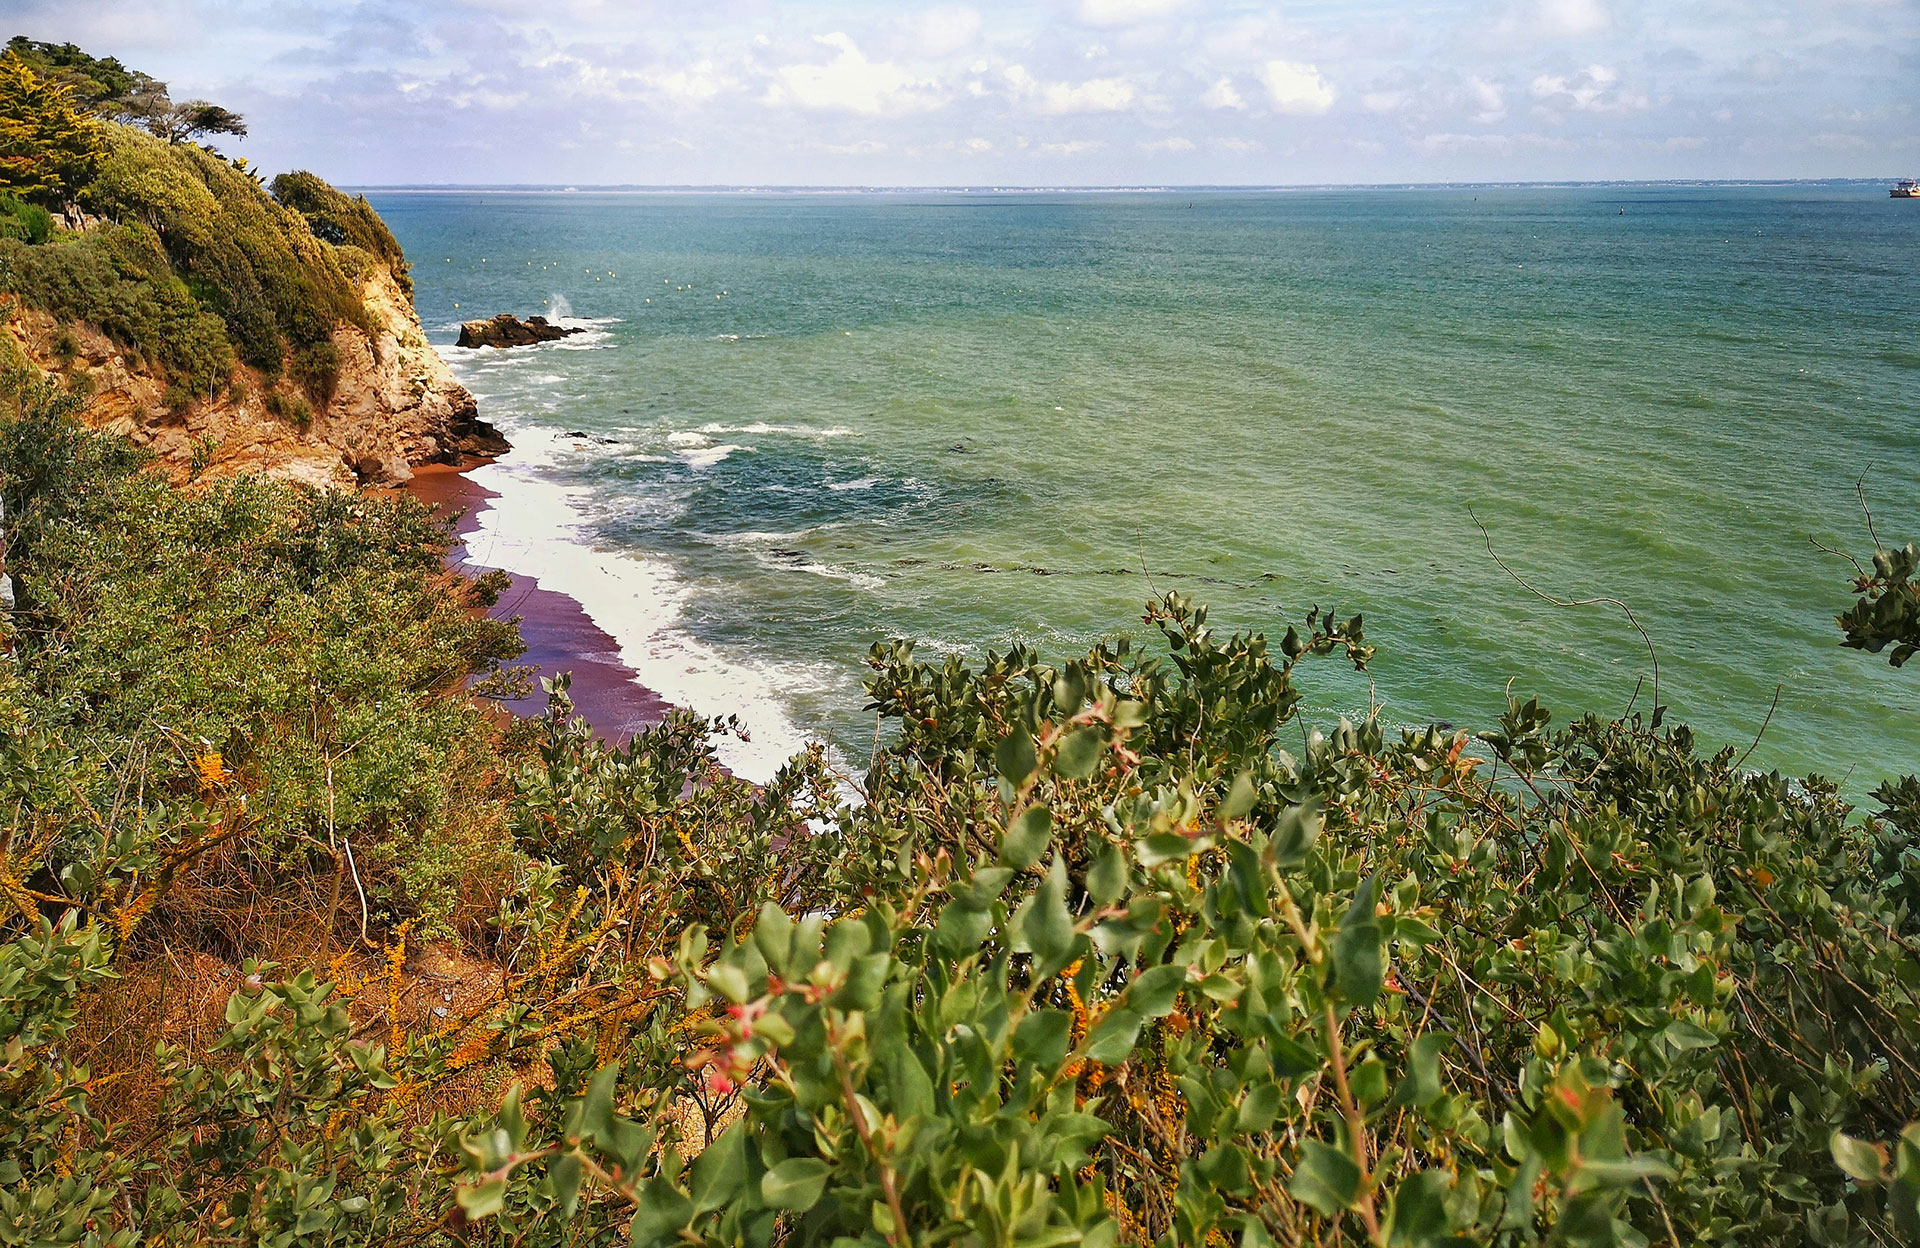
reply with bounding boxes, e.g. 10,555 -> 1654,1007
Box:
405,462 -> 670,744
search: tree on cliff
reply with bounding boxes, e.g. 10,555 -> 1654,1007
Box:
0,51 -> 104,206
4,36 -> 245,146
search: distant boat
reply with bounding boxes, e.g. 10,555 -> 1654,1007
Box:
1894,180 -> 1920,198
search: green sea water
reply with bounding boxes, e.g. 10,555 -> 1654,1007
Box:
368,186 -> 1920,787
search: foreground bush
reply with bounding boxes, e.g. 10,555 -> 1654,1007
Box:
2,389 -> 1918,1244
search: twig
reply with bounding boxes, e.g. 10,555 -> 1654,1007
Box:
1857,467 -> 1882,552
1734,683 -> 1784,770
1469,507 -> 1661,715
1808,536 -> 1866,580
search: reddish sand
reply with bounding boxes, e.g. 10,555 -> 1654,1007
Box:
404,462 -> 670,744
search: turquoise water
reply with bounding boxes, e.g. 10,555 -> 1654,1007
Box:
369,186 -> 1920,787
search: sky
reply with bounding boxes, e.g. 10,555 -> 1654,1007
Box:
8,0 -> 1916,186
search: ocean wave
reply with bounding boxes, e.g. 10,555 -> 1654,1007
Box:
459,455 -> 814,783
695,422 -> 859,439
753,550 -> 885,591
826,477 -> 879,492
676,444 -> 748,469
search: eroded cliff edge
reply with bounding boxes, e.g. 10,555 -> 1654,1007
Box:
0,130 -> 504,489
3,259 -> 502,488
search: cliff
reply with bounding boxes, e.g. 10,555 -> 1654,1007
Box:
2,259 -> 501,488
0,127 -> 504,488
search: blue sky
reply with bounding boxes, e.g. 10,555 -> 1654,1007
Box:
10,0 -> 1916,185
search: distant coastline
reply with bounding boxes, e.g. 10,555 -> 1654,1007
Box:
348,177 -> 1902,194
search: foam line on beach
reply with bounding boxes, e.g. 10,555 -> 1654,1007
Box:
461,426 -> 813,783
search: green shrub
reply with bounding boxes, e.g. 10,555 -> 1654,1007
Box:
1,381 -> 523,935
0,193 -> 52,243
264,386 -> 314,429
271,170 -> 413,299
0,221 -> 233,393
82,126 -> 369,372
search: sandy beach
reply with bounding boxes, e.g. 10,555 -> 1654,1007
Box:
404,461 -> 670,744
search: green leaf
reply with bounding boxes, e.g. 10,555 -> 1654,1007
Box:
1274,798 -> 1323,864
996,726 -> 1038,784
707,961 -> 751,1006
1053,726 -> 1106,780
1014,1008 -> 1074,1067
1001,805 -> 1053,871
456,1179 -> 506,1221
690,1123 -> 748,1213
1125,963 -> 1188,1018
1832,1132 -> 1891,1185
1289,1140 -> 1362,1218
1391,1032 -> 1451,1112
753,902 -> 794,974
628,1178 -> 694,1247
1220,771 -> 1258,821
1088,841 -> 1128,907
1351,1057 -> 1390,1107
1236,1082 -> 1283,1133
548,1153 -> 584,1218
1084,1007 -> 1144,1064
1386,1170 -> 1454,1246
1661,1020 -> 1718,1052
762,1157 -> 832,1211
1025,857 -> 1078,979
1332,875 -> 1384,1006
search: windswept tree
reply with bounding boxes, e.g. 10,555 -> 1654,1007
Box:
141,98 -> 248,144
0,51 -> 105,207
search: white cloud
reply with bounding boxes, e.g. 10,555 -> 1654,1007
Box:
916,7 -> 981,57
1530,64 -> 1643,113
1039,139 -> 1104,154
1078,0 -> 1189,26
641,60 -> 734,107
1536,0 -> 1610,37
1363,90 -> 1409,114
1420,131 -> 1573,154
1004,65 -> 1137,113
1261,60 -> 1336,115
1140,136 -> 1195,151
765,33 -> 944,115
960,136 -> 992,154
1202,77 -> 1246,110
1212,137 -> 1262,152
1467,76 -> 1506,123
820,140 -> 887,155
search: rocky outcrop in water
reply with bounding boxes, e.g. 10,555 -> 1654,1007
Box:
456,314 -> 584,349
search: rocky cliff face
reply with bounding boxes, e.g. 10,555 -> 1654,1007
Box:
1,258 -> 504,489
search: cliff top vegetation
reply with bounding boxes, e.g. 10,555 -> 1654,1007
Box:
0,40 -> 410,406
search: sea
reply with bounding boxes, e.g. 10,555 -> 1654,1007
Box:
365,185 -> 1920,790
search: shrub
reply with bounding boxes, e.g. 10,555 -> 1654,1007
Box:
0,221 -> 233,393
2,376 -> 1918,1244
0,192 -> 52,243
82,125 -> 370,372
271,170 -> 414,298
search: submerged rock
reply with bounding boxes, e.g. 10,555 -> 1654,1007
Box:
456,314 -> 585,349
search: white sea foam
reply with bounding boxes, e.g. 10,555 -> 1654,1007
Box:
668,431 -> 713,448
696,422 -> 859,438
826,477 -> 878,492
461,428 -> 813,783
676,444 -> 748,469
753,552 -> 886,592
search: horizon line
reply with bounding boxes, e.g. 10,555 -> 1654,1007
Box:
346,177 -> 1903,195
